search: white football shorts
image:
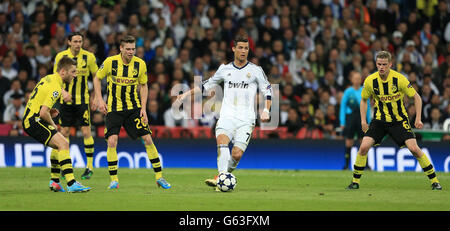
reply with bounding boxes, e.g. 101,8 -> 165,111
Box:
215,117 -> 255,152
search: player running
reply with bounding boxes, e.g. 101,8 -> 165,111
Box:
23,56 -> 91,193
177,34 -> 272,191
346,51 -> 442,190
53,32 -> 98,179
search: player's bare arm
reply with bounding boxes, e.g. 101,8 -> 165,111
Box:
412,93 -> 423,129
176,86 -> 202,105
40,105 -> 58,128
360,98 -> 369,133
261,99 -> 271,122
92,75 -> 107,114
139,83 -> 149,126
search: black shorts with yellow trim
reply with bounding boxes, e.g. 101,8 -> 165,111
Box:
23,116 -> 58,146
364,119 -> 415,147
59,103 -> 91,127
105,108 -> 152,140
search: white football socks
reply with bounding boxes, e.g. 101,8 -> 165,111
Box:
227,156 -> 239,173
217,144 -> 230,173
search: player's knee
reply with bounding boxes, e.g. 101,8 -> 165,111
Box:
57,139 -> 69,150
231,145 -> 244,160
61,127 -> 70,138
81,127 -> 92,139
407,144 -> 422,157
107,135 -> 118,147
216,134 -> 230,145
358,145 -> 370,155
142,135 -> 153,146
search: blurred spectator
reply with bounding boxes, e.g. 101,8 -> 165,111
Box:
318,89 -> 337,115
303,69 -> 320,92
297,102 -> 314,129
50,10 -> 71,37
3,78 -> 23,108
313,108 -> 326,131
279,99 -> 290,125
288,47 -> 308,86
18,44 -> 38,80
424,107 -> 444,130
36,44 -> 52,66
3,93 -> 25,136
1,56 -> 18,81
0,0 -> 449,138
69,1 -> 91,30
284,107 -> 301,134
147,100 -> 165,126
163,37 -> 178,62
324,104 -> 339,138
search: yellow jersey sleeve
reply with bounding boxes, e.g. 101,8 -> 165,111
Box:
96,58 -> 110,80
42,77 -> 61,108
53,52 -> 63,74
361,77 -> 373,100
88,53 -> 99,75
138,60 -> 148,85
399,75 -> 416,98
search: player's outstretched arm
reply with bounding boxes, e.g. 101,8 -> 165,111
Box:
176,86 -> 202,105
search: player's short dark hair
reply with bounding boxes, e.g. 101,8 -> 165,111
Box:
56,56 -> 77,72
233,34 -> 249,47
120,35 -> 136,45
68,32 -> 84,41
376,51 -> 392,62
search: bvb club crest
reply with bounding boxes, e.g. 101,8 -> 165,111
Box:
391,85 -> 397,93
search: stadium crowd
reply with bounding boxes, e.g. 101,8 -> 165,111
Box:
0,0 -> 449,139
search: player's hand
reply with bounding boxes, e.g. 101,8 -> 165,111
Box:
93,97 -> 107,115
140,108 -> 148,126
174,94 -> 185,108
61,89 -> 72,103
260,109 -> 270,122
50,108 -> 59,118
361,122 -> 369,133
415,119 -> 423,129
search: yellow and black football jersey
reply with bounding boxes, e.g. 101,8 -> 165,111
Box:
96,54 -> 148,112
53,48 -> 98,105
23,73 -> 63,129
362,69 -> 416,122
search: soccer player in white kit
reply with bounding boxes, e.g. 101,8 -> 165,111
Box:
177,35 -> 272,190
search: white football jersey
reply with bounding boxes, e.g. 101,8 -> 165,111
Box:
202,61 -> 272,123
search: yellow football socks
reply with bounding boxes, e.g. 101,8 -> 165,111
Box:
352,152 -> 368,184
84,136 -> 94,170
417,153 -> 439,184
58,149 -> 75,186
50,149 -> 60,181
107,147 -> 118,182
145,143 -> 162,180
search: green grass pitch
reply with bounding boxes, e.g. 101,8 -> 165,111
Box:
0,167 -> 449,211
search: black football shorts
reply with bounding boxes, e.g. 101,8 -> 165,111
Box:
364,119 -> 415,147
104,108 -> 152,140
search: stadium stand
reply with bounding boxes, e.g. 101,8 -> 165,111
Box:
0,0 -> 448,140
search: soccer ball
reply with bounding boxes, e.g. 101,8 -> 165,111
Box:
217,172 -> 237,192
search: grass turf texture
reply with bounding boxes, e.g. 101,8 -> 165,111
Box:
0,167 -> 449,211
